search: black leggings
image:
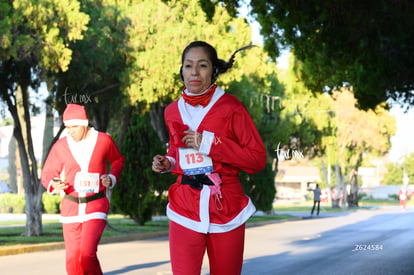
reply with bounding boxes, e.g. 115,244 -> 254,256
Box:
311,200 -> 320,215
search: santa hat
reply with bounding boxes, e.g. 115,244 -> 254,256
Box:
63,104 -> 89,126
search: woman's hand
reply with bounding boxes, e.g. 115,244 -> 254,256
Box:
152,155 -> 172,173
182,130 -> 202,150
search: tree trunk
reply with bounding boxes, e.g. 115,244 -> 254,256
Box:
333,163 -> 345,208
7,137 -> 17,193
149,102 -> 169,147
347,170 -> 359,207
320,156 -> 332,206
42,97 -> 54,164
115,106 -> 133,150
15,83 -> 43,236
13,120 -> 43,236
347,152 -> 362,207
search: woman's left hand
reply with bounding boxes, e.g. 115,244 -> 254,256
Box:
182,130 -> 202,150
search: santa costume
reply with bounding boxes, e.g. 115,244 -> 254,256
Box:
41,104 -> 125,275
164,85 -> 267,274
399,186 -> 409,210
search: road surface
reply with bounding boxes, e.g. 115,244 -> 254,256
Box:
0,207 -> 413,274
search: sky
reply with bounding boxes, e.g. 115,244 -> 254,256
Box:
388,106 -> 414,163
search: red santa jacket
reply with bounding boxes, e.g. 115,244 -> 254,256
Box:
165,86 -> 266,233
41,128 -> 125,223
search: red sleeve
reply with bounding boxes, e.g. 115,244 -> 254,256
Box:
209,104 -> 266,174
41,141 -> 65,193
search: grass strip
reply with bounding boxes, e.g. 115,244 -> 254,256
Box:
0,214 -> 292,247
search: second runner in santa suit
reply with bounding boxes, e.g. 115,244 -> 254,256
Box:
152,41 -> 267,275
41,103 -> 125,275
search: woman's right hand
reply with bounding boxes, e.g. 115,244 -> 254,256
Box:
152,155 -> 171,173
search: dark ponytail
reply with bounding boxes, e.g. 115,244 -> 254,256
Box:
216,44 -> 257,74
181,41 -> 257,81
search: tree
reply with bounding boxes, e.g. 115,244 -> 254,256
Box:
198,0 -> 414,110
275,53 -> 396,207
384,153 -> 414,185
55,0 -> 131,133
116,0 -> 284,213
111,109 -> 172,225
121,0 -> 258,142
328,89 -> 395,207
225,53 -> 283,212
0,0 -> 89,236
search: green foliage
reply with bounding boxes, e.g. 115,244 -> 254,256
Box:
240,164 -> 276,212
122,0 -> 254,105
0,0 -> 89,73
111,109 -> 173,225
383,153 -> 414,185
388,194 -> 399,201
0,193 -> 25,213
199,0 -> 414,110
0,193 -> 63,214
0,0 -> 89,236
42,193 -> 62,214
251,0 -> 414,110
54,0 -> 131,131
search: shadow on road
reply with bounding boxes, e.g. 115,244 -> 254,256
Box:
242,211 -> 414,275
105,260 -> 170,275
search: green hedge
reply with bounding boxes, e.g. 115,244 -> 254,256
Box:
0,193 -> 62,214
0,193 -> 25,213
42,193 -> 62,214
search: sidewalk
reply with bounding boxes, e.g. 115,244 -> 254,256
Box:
0,213 -> 303,257
0,213 -> 61,225
0,230 -> 169,256
0,213 -> 171,256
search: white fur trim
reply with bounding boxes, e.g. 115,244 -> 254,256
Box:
167,185 -> 211,233
167,187 -> 256,233
108,174 -> 116,188
64,119 -> 88,126
208,197 -> 256,233
66,128 -> 98,172
59,212 -> 107,223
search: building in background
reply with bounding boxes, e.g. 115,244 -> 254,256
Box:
275,165 -> 321,200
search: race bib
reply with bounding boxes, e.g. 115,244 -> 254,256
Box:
179,148 -> 213,175
74,172 -> 100,193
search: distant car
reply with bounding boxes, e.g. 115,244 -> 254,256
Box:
0,181 -> 12,193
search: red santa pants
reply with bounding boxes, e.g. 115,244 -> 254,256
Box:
62,219 -> 106,275
400,199 -> 407,209
169,221 -> 245,275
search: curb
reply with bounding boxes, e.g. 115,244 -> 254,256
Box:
0,231 -> 169,257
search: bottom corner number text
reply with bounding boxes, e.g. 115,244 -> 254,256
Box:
352,244 -> 383,251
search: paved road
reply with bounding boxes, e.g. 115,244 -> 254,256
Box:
0,207 -> 413,274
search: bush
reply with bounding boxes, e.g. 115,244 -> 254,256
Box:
0,193 -> 63,214
0,193 -> 25,213
42,193 -> 62,214
111,110 -> 172,225
359,193 -> 367,200
388,194 -> 399,201
240,164 -> 276,212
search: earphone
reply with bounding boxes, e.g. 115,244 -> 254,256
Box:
179,66 -> 219,83
179,66 -> 184,82
212,67 -> 219,82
